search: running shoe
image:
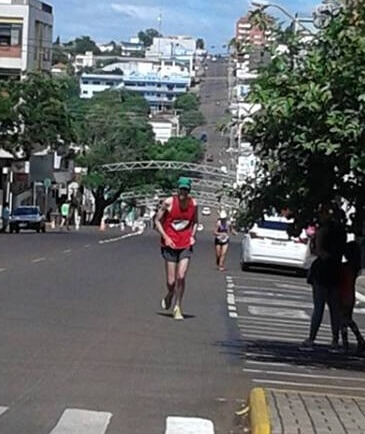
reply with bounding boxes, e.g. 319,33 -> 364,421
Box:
173,305 -> 184,321
161,294 -> 173,310
299,338 -> 314,351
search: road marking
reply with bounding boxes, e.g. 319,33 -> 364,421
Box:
227,294 -> 235,305
84,244 -> 91,248
248,306 -> 310,319
165,417 -> 215,434
244,368 -> 365,382
49,409 -> 113,434
238,324 -> 331,338
253,379 -> 365,392
274,283 -> 309,290
0,406 -> 8,416
238,320 -> 331,332
99,231 -> 143,245
236,315 -> 323,327
229,312 -> 238,318
0,268 -> 6,273
237,297 -> 313,309
63,249 -> 72,254
234,285 -> 307,294
239,290 -> 305,300
32,257 -> 46,263
240,332 -> 320,344
246,360 -> 292,368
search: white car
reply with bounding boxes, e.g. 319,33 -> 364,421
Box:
201,207 -> 211,216
240,216 -> 312,272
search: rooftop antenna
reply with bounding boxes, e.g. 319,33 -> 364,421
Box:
157,10 -> 162,57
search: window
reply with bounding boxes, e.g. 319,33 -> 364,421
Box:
92,81 -> 101,85
0,23 -> 22,47
83,90 -> 88,94
82,80 -> 89,85
106,81 -> 114,86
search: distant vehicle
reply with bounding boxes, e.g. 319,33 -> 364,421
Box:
197,223 -> 204,232
212,57 -> 217,62
9,206 -> 46,233
201,207 -> 211,216
206,154 -> 214,162
216,101 -> 221,106
240,216 -> 311,273
220,166 -> 228,174
200,133 -> 208,142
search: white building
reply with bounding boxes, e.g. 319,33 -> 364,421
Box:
0,0 -> 53,77
149,114 -> 180,143
236,145 -> 257,186
102,57 -> 190,78
80,73 -> 124,99
73,51 -> 96,73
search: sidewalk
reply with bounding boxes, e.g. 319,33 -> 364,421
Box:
249,387 -> 365,434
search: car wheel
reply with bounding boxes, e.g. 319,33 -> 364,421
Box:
241,262 -> 250,271
9,227 -> 14,234
16,227 -> 20,234
41,225 -> 46,233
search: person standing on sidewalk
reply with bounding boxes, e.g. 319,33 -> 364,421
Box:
60,201 -> 71,230
154,177 -> 198,321
339,241 -> 365,352
302,205 -> 347,351
1,203 -> 10,233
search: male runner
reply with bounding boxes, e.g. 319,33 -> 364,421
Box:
154,177 -> 198,320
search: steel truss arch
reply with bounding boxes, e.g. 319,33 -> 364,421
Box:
102,160 -> 236,181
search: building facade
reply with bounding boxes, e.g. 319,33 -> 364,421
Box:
236,14 -> 266,45
0,0 -> 53,77
80,71 -> 190,111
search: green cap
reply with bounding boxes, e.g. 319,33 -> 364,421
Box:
177,177 -> 192,191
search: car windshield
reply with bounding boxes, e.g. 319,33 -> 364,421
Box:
257,220 -> 288,231
13,207 -> 39,216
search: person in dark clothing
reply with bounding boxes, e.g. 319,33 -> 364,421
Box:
339,241 -> 365,352
302,207 -> 347,351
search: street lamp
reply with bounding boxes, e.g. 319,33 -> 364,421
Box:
251,1 -> 316,35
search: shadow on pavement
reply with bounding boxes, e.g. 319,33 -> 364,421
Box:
156,312 -> 196,320
215,338 -> 365,373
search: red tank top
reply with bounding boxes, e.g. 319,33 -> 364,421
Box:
162,195 -> 196,249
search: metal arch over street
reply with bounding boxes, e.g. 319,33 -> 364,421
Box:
102,160 -> 236,180
135,198 -> 236,210
120,190 -> 239,208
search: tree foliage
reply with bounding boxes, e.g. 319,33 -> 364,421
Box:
137,29 -> 161,47
174,93 -> 205,134
240,1 -> 365,233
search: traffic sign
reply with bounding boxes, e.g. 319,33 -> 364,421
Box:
43,178 -> 52,189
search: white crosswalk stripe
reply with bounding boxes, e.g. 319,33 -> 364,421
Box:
49,409 -> 113,434
165,417 -> 215,434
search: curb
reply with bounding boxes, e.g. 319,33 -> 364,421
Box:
249,388 -> 271,434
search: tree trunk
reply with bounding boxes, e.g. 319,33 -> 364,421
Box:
90,186 -> 124,226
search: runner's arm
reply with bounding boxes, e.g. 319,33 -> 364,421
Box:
154,198 -> 172,241
191,200 -> 198,238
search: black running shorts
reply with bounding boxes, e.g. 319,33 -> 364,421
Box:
161,246 -> 193,263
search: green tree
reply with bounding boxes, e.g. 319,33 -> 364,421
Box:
137,29 -> 161,47
174,93 -> 205,133
76,90 -> 154,224
240,2 -> 365,233
0,80 -> 20,152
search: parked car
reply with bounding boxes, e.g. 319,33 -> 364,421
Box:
240,216 -> 311,273
206,154 -> 214,162
200,133 -> 208,143
9,206 -> 46,233
202,207 -> 211,216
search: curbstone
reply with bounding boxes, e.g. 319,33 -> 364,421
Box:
249,387 -> 271,434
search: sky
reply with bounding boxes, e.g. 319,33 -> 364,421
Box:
49,0 -> 320,49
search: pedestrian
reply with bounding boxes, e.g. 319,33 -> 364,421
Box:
60,201 -> 71,230
1,202 -> 10,233
154,177 -> 198,321
214,210 -> 235,271
301,205 -> 347,351
339,241 -> 365,353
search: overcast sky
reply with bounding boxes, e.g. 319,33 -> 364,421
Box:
49,0 -> 320,48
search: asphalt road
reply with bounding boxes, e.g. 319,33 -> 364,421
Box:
195,59 -> 230,168
0,228 -> 248,434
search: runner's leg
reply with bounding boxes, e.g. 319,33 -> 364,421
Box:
219,243 -> 229,270
175,257 -> 191,308
164,260 -> 177,309
215,244 -> 221,267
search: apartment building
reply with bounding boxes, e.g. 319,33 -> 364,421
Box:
236,14 -> 267,45
0,0 -> 53,77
